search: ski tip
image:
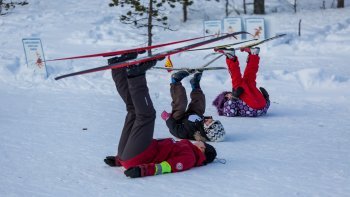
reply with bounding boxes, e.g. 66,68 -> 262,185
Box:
236,31 -> 249,35
237,31 -> 251,35
279,33 -> 287,37
55,76 -> 65,80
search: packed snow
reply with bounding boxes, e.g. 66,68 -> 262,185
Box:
1,0 -> 350,196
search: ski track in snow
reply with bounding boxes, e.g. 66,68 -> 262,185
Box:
1,0 -> 350,196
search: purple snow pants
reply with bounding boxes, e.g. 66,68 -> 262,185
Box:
223,99 -> 270,117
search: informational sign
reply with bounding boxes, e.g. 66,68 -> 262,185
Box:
223,17 -> 243,41
203,20 -> 222,38
245,18 -> 265,41
22,38 -> 48,78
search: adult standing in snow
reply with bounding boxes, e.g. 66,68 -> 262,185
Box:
213,47 -> 270,117
104,53 -> 217,178
161,70 -> 225,142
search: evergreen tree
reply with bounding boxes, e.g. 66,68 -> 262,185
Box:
109,0 -> 177,56
205,0 -> 236,17
0,0 -> 28,16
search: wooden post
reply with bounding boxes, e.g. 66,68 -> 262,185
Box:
183,0 -> 188,22
0,0 -> 2,15
243,0 -> 246,14
147,0 -> 153,56
225,0 -> 229,17
298,19 -> 302,37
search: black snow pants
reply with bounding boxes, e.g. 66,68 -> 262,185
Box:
111,69 -> 156,161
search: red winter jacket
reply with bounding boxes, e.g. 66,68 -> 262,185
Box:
119,138 -> 206,176
226,55 -> 266,109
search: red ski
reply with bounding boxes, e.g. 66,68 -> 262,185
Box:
55,31 -> 249,80
46,34 -> 216,62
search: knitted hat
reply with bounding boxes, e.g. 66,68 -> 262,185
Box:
203,142 -> 217,164
203,120 -> 225,142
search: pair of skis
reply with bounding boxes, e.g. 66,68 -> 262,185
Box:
153,65 -> 226,73
202,33 -> 287,58
232,33 -> 286,50
53,32 -> 286,80
153,54 -> 226,73
153,34 -> 287,73
46,34 -> 216,62
184,33 -> 285,54
186,38 -> 257,51
54,31 -> 249,80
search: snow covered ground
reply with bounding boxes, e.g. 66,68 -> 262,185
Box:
1,0 -> 350,196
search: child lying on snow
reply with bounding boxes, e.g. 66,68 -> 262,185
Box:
161,70 -> 226,142
213,47 -> 270,117
104,53 -> 217,178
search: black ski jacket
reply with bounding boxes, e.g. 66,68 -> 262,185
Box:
166,113 -> 209,141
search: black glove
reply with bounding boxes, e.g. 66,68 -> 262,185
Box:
120,52 -> 138,61
104,156 -> 116,167
124,167 -> 141,178
232,87 -> 244,98
108,52 -> 138,65
259,87 -> 269,101
157,56 -> 166,61
137,50 -> 146,54
143,59 -> 158,67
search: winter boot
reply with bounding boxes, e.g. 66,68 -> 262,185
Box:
126,60 -> 157,78
240,47 -> 260,55
190,71 -> 203,90
104,156 -> 122,167
259,87 -> 269,101
108,52 -> 138,65
171,70 -> 190,83
250,47 -> 260,55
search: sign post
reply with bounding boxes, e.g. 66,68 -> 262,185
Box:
22,38 -> 48,78
203,20 -> 222,38
223,18 -> 243,41
245,18 -> 265,41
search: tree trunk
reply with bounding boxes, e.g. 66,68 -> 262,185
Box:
183,0 -> 188,22
0,0 -> 3,15
294,0 -> 297,13
243,0 -> 246,14
337,0 -> 344,8
298,19 -> 301,36
147,0 -> 153,56
254,0 -> 265,14
225,0 -> 229,17
321,1 -> 326,9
